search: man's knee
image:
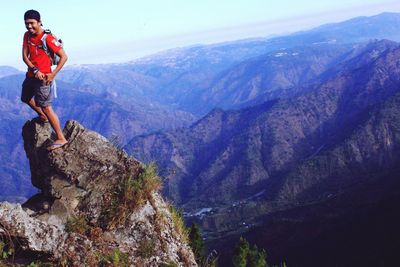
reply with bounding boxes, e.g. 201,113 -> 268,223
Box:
41,105 -> 52,113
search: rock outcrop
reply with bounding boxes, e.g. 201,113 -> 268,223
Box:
0,119 -> 196,266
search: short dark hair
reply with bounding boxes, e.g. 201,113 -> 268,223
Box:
24,10 -> 41,21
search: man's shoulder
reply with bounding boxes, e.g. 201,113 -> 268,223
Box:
44,32 -> 63,52
43,31 -> 57,43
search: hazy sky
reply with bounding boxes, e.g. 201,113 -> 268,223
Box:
2,0 -> 400,69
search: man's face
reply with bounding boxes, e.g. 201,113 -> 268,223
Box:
25,19 -> 41,35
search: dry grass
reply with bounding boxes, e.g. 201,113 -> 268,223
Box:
100,163 -> 162,230
178,247 -> 194,267
153,210 -> 169,253
201,250 -> 219,267
169,206 -> 189,243
136,238 -> 157,259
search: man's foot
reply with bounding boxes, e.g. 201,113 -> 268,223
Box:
47,140 -> 68,151
39,114 -> 49,123
34,115 -> 49,123
39,116 -> 49,123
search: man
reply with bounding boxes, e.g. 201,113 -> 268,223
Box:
21,10 -> 68,150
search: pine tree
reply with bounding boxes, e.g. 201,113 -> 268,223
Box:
248,244 -> 268,267
188,223 -> 204,263
232,236 -> 250,267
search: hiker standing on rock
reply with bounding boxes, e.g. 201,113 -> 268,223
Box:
21,9 -> 68,150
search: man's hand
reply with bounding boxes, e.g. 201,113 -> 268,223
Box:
35,71 -> 46,80
45,73 -> 55,85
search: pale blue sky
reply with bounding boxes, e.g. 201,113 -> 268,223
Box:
2,0 -> 400,69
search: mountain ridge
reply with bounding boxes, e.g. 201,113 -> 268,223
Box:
125,40 -> 400,208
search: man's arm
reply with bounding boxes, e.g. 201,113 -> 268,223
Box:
45,48 -> 68,85
22,46 -> 46,80
22,46 -> 34,68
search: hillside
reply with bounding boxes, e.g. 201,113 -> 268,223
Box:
125,40 -> 400,208
212,92 -> 400,266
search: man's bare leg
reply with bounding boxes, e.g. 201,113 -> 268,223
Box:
27,98 -> 48,122
41,105 -> 67,146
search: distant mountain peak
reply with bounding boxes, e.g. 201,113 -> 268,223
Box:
0,66 -> 22,78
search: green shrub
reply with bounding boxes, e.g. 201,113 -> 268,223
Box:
232,237 -> 287,267
188,223 -> 204,263
248,244 -> 267,267
0,239 -> 13,262
65,215 -> 90,235
99,248 -> 129,267
159,261 -> 179,267
26,262 -> 53,267
0,241 -> 5,260
232,237 -> 249,267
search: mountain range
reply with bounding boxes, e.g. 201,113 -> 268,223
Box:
122,14 -> 400,266
58,12 -> 400,115
125,39 -> 400,207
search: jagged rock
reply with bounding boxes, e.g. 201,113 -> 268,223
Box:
0,202 -> 66,255
22,120 -> 143,223
0,120 -> 197,266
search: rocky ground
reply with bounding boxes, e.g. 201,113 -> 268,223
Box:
0,119 -> 196,266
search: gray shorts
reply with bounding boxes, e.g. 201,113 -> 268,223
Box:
21,77 -> 52,107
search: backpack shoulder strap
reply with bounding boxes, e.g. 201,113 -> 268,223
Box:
41,30 -> 52,53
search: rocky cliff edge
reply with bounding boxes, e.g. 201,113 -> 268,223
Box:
0,119 -> 196,266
